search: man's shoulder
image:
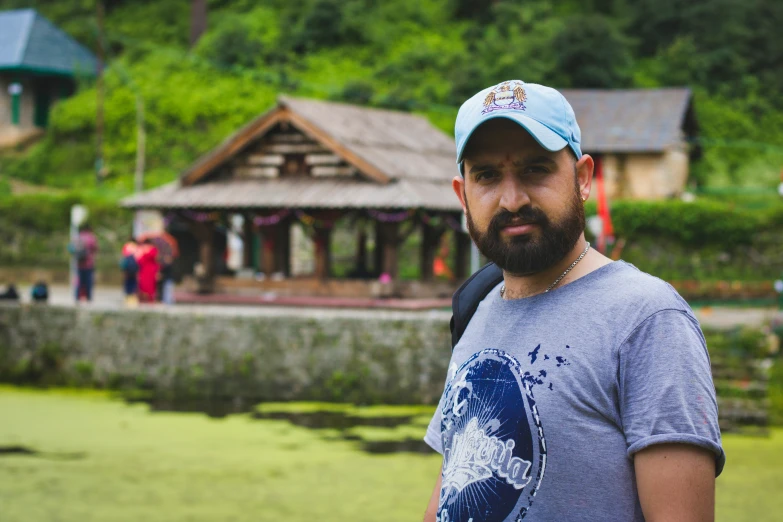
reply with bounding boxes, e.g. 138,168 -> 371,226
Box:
597,261 -> 694,320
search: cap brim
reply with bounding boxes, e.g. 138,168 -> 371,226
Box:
456,113 -> 568,163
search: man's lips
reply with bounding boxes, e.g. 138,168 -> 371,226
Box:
501,223 -> 539,235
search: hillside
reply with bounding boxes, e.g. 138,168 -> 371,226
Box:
1,0 -> 783,196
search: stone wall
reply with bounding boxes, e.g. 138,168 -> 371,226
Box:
0,303 -> 452,404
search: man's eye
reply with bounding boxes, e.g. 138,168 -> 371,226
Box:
525,165 -> 548,174
476,171 -> 498,181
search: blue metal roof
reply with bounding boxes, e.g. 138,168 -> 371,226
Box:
0,8 -> 97,76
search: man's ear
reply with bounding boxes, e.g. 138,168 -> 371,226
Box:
452,175 -> 467,213
576,154 -> 594,201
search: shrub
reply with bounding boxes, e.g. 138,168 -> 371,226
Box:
585,200 -> 782,248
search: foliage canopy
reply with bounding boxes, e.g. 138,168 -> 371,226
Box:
0,0 -> 782,192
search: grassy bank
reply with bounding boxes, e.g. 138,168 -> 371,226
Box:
0,387 -> 781,521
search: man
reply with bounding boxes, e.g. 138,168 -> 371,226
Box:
71,223 -> 98,302
423,80 -> 724,522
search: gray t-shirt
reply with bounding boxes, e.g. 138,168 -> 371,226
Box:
425,261 -> 725,522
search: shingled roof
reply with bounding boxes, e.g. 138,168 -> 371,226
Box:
122,96 -> 462,211
561,88 -> 694,153
0,9 -> 96,76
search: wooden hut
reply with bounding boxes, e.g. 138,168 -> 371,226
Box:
122,96 -> 469,298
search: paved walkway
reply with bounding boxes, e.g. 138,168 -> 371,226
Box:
14,284 -> 782,328
14,284 -> 451,320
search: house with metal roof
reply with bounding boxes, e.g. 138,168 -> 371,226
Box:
561,88 -> 698,199
0,8 -> 97,148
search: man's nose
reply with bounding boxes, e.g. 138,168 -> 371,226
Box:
498,174 -> 531,213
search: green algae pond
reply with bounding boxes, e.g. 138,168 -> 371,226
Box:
1,386 -> 782,521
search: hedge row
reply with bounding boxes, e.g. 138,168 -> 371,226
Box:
584,200 -> 783,247
0,194 -> 131,270
0,193 -> 129,234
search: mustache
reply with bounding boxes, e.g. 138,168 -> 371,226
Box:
489,207 -> 548,230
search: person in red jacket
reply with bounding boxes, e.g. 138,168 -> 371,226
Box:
136,239 -> 159,303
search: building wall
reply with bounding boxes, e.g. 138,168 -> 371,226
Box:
0,76 -> 10,127
0,75 -> 36,128
0,304 -> 452,404
591,147 -> 689,200
599,154 -> 623,199
0,74 -> 43,147
0,74 -> 71,148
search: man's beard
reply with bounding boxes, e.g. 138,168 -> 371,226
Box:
464,184 -> 585,276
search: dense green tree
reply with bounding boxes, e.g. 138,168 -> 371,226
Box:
2,0 -> 783,190
194,16 -> 264,69
336,80 -> 374,105
551,14 -> 634,88
451,0 -> 501,22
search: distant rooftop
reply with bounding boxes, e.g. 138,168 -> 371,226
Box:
561,88 -> 695,153
0,8 -> 97,76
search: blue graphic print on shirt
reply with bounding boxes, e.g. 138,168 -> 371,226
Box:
438,349 -> 547,522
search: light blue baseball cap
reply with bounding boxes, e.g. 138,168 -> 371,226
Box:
455,80 -> 582,174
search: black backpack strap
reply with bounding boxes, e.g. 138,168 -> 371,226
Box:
450,262 -> 504,350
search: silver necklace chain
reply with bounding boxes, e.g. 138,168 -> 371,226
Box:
500,242 -> 591,299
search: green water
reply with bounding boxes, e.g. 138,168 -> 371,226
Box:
0,387 -> 440,521
1,387 -> 782,521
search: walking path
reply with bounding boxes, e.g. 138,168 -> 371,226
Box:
15,284 -> 781,329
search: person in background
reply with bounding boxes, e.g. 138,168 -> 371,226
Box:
432,234 -> 454,281
30,280 -> 48,303
159,254 -> 176,305
136,238 -> 159,303
70,223 -> 98,302
120,237 -> 140,307
0,283 -> 19,301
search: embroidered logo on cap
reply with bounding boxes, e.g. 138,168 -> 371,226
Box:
482,80 -> 527,114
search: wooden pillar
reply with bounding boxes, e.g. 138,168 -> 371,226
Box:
373,220 -> 384,276
190,222 -> 215,293
314,227 -> 331,280
275,219 -> 291,277
262,229 -> 276,275
454,229 -> 471,280
420,222 -> 442,281
242,215 -> 253,269
381,222 -> 400,279
355,228 -> 368,277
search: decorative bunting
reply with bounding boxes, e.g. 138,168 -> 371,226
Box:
294,210 -> 336,229
167,208 -> 467,233
253,210 -> 290,227
367,209 -> 415,223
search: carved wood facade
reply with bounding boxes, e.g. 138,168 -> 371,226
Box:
228,124 -> 360,181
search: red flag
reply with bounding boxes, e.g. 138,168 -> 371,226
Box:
594,156 -> 614,253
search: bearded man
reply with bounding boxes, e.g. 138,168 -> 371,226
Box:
422,80 -> 724,522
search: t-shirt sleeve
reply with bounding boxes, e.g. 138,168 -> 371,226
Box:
425,366 -> 452,454
618,309 -> 725,476
424,404 -> 443,454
